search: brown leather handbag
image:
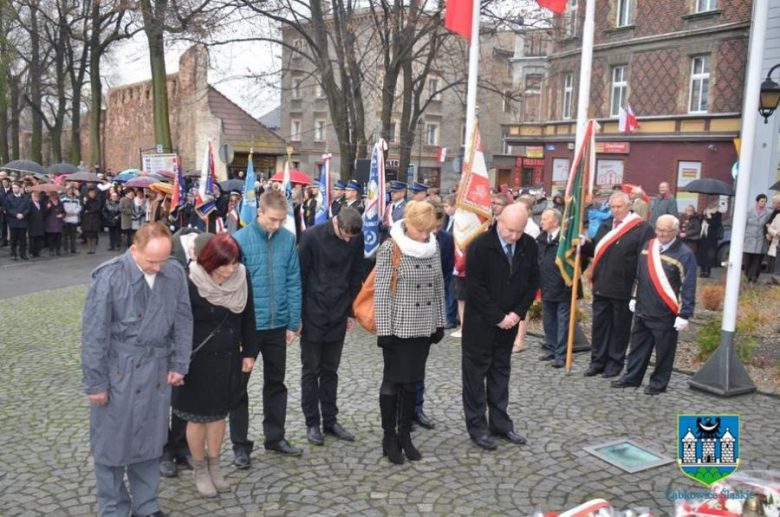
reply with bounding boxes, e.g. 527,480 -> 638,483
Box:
353,239 -> 401,333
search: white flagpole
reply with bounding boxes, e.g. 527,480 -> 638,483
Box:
574,0 -> 596,150
464,0 -> 481,152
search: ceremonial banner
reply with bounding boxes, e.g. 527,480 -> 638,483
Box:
240,153 -> 257,227
363,139 -> 387,258
454,119 -> 492,263
315,154 -> 332,225
556,120 -> 596,285
445,0 -> 473,40
537,0 -> 567,14
195,141 -> 218,220
169,155 -> 185,221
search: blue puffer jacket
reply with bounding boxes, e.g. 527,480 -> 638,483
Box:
234,220 -> 301,332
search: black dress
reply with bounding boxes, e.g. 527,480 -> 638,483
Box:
696,211 -> 721,269
172,271 -> 257,422
81,197 -> 103,237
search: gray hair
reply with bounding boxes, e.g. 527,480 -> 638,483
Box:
631,186 -> 644,195
609,191 -> 630,205
656,214 -> 680,231
542,207 -> 561,223
773,194 -> 780,205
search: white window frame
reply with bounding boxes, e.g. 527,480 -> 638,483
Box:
426,123 -> 439,146
566,0 -> 578,37
428,77 -> 442,101
502,133 -> 512,155
688,55 -> 710,114
290,119 -> 301,141
616,0 -> 633,28
563,73 -> 573,120
610,65 -> 628,118
314,120 -> 326,141
291,77 -> 302,100
696,0 -> 717,13
315,82 -> 325,98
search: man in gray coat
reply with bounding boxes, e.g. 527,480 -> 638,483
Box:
82,222 -> 193,517
649,182 -> 678,227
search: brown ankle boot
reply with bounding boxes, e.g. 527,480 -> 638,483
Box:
193,459 -> 217,497
207,456 -> 231,493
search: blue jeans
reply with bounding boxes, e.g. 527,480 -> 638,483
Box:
444,275 -> 458,326
543,300 -> 572,362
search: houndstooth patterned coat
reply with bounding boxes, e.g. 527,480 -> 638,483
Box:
374,239 -> 446,338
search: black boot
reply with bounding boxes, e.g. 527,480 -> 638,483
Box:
397,390 -> 422,461
379,393 -> 404,465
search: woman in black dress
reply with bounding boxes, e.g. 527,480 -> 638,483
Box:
172,234 -> 257,497
697,197 -> 722,278
374,201 -> 445,465
80,188 -> 103,254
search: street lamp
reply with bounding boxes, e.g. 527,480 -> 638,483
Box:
759,64 -> 780,123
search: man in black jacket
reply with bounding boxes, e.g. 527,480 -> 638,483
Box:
0,175 -> 11,247
612,215 -> 696,395
581,191 -> 654,378
298,207 -> 365,446
6,182 -> 30,260
462,203 -> 540,450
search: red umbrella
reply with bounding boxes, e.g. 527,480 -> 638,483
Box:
270,169 -> 312,185
621,183 -> 649,203
154,170 -> 176,179
126,177 -> 159,188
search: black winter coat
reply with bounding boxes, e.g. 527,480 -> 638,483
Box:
27,201 -> 46,237
298,220 -> 364,341
103,201 -> 121,228
581,219 -> 654,300
436,230 -> 455,280
5,194 -> 30,229
172,272 -> 258,416
464,226 -> 540,342
536,230 -> 583,302
81,197 -> 103,233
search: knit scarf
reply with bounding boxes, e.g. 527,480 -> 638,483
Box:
189,262 -> 248,313
391,220 -> 437,259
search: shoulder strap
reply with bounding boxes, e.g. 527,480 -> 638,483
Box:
191,311 -> 231,357
390,239 -> 401,294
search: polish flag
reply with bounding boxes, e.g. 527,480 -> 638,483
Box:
618,105 -> 639,133
536,0 -> 568,14
436,147 -> 447,162
445,0 -> 473,40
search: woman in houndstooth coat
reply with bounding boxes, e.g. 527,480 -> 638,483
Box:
374,201 -> 445,466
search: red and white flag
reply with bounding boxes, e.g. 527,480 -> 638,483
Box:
536,0 -> 567,14
445,0 -> 473,40
436,147 -> 447,163
619,104 -> 639,133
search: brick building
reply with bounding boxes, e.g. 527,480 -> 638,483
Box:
97,45 -> 287,179
505,0 -> 751,212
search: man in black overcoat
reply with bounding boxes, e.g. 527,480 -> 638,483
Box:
298,207 -> 365,446
462,203 -> 539,450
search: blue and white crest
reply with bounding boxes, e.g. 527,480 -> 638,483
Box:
677,414 -> 740,487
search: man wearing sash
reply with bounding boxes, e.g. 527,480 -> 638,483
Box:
582,191 -> 654,378
612,215 -> 696,395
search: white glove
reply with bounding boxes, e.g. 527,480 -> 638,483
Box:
674,317 -> 689,332
628,299 -> 636,313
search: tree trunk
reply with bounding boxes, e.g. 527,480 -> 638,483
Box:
146,28 -> 173,150
0,6 -> 8,164
10,74 -> 20,160
0,105 -> 8,165
70,90 -> 82,164
89,0 -> 102,167
398,60 -> 416,184
29,0 -> 43,163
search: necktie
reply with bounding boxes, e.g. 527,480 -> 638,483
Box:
613,219 -> 622,230
505,243 -> 513,274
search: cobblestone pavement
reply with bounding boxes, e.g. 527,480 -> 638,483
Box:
1,285 -> 779,517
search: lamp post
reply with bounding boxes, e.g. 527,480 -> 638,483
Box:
759,64 -> 780,123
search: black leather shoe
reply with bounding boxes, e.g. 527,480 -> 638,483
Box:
265,439 -> 303,456
175,455 -> 193,471
233,451 -> 251,469
551,360 -> 565,368
584,366 -> 603,377
414,412 -> 435,430
644,386 -> 665,396
324,423 -> 355,442
471,435 -> 497,450
132,512 -> 167,517
159,459 -> 177,478
539,354 -> 554,361
602,370 -> 621,379
611,380 -> 639,389
307,426 -> 324,446
499,431 -> 527,445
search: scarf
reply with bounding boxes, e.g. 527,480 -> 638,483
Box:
189,262 -> 248,313
700,207 -> 717,238
390,219 -> 437,259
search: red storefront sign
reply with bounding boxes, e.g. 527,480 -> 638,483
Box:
595,142 -> 630,154
534,169 -> 543,184
523,158 -> 546,167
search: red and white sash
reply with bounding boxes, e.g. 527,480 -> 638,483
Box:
591,212 -> 643,272
647,238 -> 680,314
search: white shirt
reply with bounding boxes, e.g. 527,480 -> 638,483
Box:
660,237 -> 676,253
136,263 -> 157,289
524,218 -> 541,238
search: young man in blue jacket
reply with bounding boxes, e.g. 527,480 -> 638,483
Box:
230,190 -> 303,467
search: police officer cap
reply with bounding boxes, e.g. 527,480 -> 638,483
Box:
389,181 -> 408,192
334,180 -> 346,191
312,180 -> 324,189
346,180 -> 362,192
411,182 -> 429,193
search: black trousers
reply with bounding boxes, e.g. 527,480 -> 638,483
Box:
123,229 -> 135,249
300,337 -> 345,428
0,213 -> 8,244
230,327 -> 287,452
621,317 -> 678,391
461,328 -> 515,439
108,226 -> 122,248
10,227 -> 27,256
590,295 -> 633,375
744,252 -> 763,281
28,235 -> 44,257
162,412 -> 189,461
63,223 -> 78,252
46,232 -> 62,252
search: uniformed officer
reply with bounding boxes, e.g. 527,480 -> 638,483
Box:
385,181 -> 407,227
329,181 -> 346,218
343,180 -> 364,214
411,182 -> 428,202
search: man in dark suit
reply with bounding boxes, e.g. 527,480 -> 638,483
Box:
329,181 -> 346,218
0,175 -> 11,247
6,182 -> 31,260
581,191 -> 654,378
462,203 -> 539,450
342,180 -> 364,214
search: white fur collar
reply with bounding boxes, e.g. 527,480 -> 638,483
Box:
390,220 -> 437,259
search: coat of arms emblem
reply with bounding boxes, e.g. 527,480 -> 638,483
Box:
678,414 -> 740,487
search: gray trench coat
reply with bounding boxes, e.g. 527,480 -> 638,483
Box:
744,208 -> 771,254
81,251 -> 193,467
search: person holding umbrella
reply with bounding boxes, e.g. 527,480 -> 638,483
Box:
43,191 -> 66,256
6,182 -> 30,261
697,197 -> 722,278
27,191 -> 46,258
81,188 -> 103,255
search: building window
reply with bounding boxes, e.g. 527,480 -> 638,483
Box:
314,120 -> 326,141
610,65 -> 628,117
388,122 -> 397,143
426,123 -> 439,146
291,77 -> 302,100
525,74 -> 542,122
503,89 -> 513,113
566,0 -> 578,37
563,73 -> 573,120
292,39 -> 305,57
502,132 -> 512,155
696,0 -> 717,12
461,124 -> 467,147
428,77 -> 441,101
291,120 -> 301,141
315,82 -> 325,98
689,55 -> 710,113
616,0 -> 633,27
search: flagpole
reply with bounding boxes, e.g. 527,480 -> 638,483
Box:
574,0 -> 596,148
464,0 -> 481,151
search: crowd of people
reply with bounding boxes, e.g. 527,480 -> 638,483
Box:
56,167 -> 777,517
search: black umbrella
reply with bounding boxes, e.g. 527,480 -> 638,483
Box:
219,179 -> 245,192
770,181 -> 780,191
47,162 -> 80,175
1,159 -> 46,175
683,178 -> 735,197
32,172 -> 50,183
67,171 -> 101,182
